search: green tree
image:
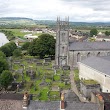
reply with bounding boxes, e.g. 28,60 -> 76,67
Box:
28,34 -> 55,58
0,70 -> 13,90
21,42 -> 30,50
105,31 -> 110,36
0,51 -> 8,74
90,28 -> 98,37
0,42 -> 17,57
0,58 -> 9,73
13,49 -> 22,57
0,51 -> 6,59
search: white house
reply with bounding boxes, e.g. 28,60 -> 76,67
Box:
24,34 -> 38,41
78,56 -> 110,93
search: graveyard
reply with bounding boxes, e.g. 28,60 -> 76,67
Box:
8,56 -> 71,101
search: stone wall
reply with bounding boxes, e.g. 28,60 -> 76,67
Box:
69,50 -> 110,67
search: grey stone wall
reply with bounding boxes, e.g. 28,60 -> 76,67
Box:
69,50 -> 110,67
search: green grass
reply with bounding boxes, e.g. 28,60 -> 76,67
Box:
54,75 -> 60,81
74,69 -> 80,82
11,56 -> 71,101
39,88 -> 49,101
81,79 -> 99,85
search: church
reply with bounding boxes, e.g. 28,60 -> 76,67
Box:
55,18 -> 110,68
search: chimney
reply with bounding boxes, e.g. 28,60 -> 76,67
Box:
60,93 -> 65,110
23,92 -> 29,109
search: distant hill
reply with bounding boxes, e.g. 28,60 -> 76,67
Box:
0,17 -> 110,28
0,17 -> 36,26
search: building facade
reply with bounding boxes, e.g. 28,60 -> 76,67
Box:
55,19 -> 110,68
55,17 -> 69,66
78,56 -> 110,92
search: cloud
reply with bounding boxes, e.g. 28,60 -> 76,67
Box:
0,0 -> 110,22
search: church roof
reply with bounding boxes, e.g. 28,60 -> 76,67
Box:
27,101 -> 60,110
69,42 -> 110,51
65,90 -> 80,102
0,100 -> 23,110
0,93 -> 23,100
65,102 -> 99,110
27,101 -> 99,110
79,56 -> 110,76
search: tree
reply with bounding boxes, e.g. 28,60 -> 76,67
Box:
0,58 -> 9,74
90,28 -> 98,37
28,34 -> 55,58
0,51 -> 6,59
105,31 -> 110,36
0,70 -> 13,90
13,49 -> 22,57
21,42 -> 30,50
0,42 -> 17,57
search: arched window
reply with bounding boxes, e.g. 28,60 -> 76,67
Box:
107,52 -> 110,56
87,52 -> 91,57
77,53 -> 81,62
97,52 -> 100,56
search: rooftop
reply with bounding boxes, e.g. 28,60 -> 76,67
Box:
0,93 -> 23,100
27,101 -> 99,110
69,42 -> 110,51
79,56 -> 110,76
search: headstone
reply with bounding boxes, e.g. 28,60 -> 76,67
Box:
14,61 -> 20,64
36,62 -> 43,66
44,58 -> 51,63
62,65 -> 70,70
43,62 -> 49,66
52,65 -> 59,69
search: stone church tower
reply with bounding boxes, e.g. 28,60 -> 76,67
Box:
55,17 -> 69,66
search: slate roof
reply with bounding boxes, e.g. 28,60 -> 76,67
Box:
65,102 -> 99,110
27,101 -> 60,110
65,90 -> 80,102
0,93 -> 23,100
0,100 -> 23,110
27,101 -> 99,110
69,42 -> 110,51
79,56 -> 110,76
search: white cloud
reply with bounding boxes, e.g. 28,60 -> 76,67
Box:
0,0 -> 110,22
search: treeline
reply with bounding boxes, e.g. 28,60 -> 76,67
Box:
90,29 -> 110,37
0,42 -> 17,57
0,30 -> 15,40
0,51 -> 13,90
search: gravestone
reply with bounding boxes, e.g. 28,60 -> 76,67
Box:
62,65 -> 70,70
43,62 -> 49,66
52,65 -> 59,70
44,58 -> 51,63
51,86 -> 59,91
36,62 -> 43,66
13,61 -> 20,64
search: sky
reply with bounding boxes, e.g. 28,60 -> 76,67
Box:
0,0 -> 110,22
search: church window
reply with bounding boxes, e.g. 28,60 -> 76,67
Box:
87,52 -> 91,57
61,33 -> 65,42
107,52 -> 110,56
77,53 -> 81,62
97,52 -> 100,56
62,46 -> 65,54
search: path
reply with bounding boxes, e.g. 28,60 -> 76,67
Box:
70,69 -> 88,102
